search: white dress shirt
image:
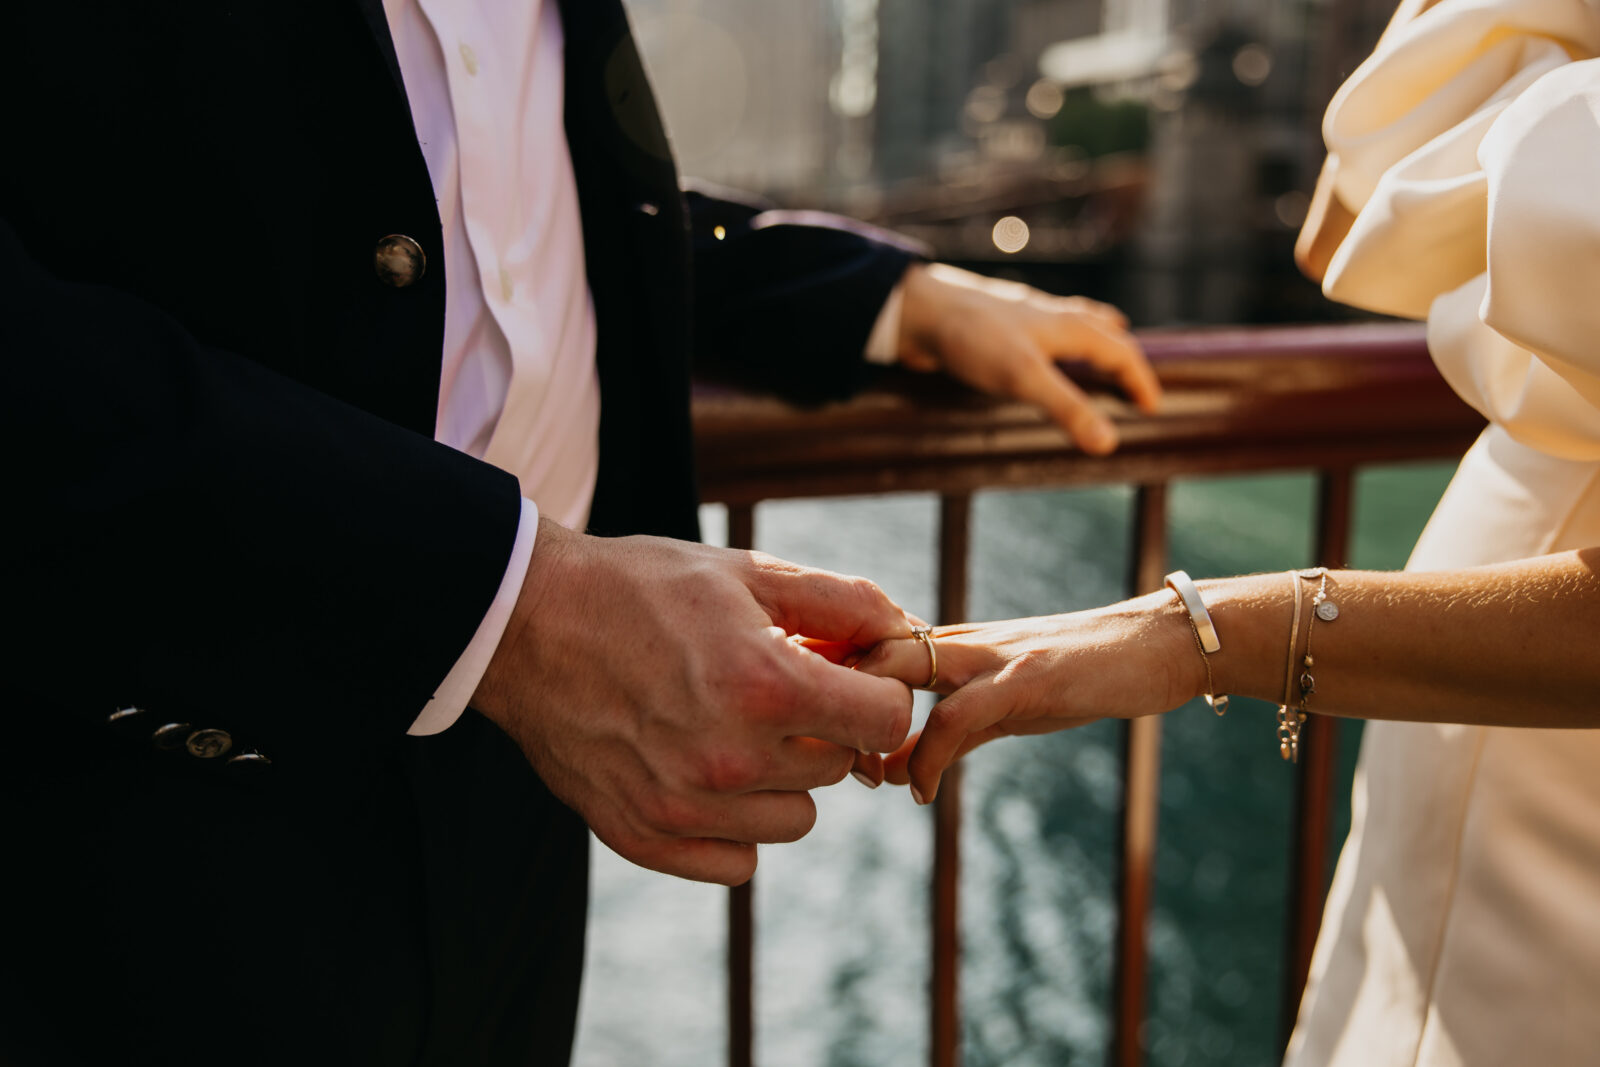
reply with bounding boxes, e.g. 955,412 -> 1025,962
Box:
387,0 -> 905,734
384,0 -> 595,734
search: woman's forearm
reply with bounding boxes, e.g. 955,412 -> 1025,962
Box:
1197,548 -> 1600,728
861,547 -> 1598,802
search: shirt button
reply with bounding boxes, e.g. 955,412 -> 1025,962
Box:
374,234 -> 426,288
459,42 -> 480,76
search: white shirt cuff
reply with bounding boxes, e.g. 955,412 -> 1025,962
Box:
408,497 -> 539,736
863,280 -> 905,365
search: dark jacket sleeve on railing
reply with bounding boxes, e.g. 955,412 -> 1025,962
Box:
685,183 -> 928,405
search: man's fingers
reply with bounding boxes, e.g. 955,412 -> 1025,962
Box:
709,789 -> 821,844
750,563 -> 913,647
1054,315 -> 1162,415
850,749 -> 885,789
1061,295 -> 1129,330
617,835 -> 761,887
786,647 -> 914,753
768,735 -> 858,791
1014,359 -> 1119,455
638,786 -> 821,845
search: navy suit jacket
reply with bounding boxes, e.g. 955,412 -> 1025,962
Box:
3,1 -> 911,1063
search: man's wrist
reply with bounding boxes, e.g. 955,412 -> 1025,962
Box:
863,275 -> 907,365
471,514 -> 585,733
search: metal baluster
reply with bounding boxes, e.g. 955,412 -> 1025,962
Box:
931,493 -> 972,1067
1112,483 -> 1170,1067
728,504 -> 756,1067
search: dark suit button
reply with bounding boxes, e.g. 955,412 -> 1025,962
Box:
226,751 -> 272,776
107,706 -> 150,736
374,234 -> 426,287
185,728 -> 233,760
151,722 -> 193,751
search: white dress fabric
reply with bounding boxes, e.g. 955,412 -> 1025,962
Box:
1286,2 -> 1600,1065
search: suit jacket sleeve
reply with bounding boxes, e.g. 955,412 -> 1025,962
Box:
685,185 -> 929,405
5,218 -> 521,752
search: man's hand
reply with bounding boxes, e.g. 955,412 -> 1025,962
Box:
896,262 -> 1160,454
473,519 -> 915,886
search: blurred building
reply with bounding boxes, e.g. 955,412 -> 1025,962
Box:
627,0 -> 838,199
628,0 -> 1402,327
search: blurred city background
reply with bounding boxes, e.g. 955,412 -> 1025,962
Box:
629,0 -> 1401,325
576,3 -> 1450,1066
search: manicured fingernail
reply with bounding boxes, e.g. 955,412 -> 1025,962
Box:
852,770 -> 881,790
911,785 -> 927,805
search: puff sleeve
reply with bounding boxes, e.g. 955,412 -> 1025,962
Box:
1310,0 -> 1600,460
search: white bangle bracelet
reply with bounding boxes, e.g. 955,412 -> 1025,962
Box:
1164,569 -> 1229,716
1164,570 -> 1220,653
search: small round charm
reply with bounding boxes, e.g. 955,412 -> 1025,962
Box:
1315,600 -> 1340,622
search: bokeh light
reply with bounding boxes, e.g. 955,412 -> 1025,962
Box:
992,216 -> 1031,254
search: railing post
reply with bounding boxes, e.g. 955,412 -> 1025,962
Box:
1112,483 -> 1170,1067
728,504 -> 757,1067
931,492 -> 972,1067
1280,469 -> 1353,1045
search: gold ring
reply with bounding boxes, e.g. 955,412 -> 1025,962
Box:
911,626 -> 938,689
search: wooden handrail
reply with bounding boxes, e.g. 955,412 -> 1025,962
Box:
693,322 -> 1481,503
695,321 -> 1484,1067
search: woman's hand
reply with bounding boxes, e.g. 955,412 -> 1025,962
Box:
896,263 -> 1161,455
855,590 -> 1202,803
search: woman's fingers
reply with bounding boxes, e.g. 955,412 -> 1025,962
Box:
903,681 -> 1012,803
855,635 -> 952,692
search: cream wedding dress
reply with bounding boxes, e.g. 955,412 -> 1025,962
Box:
1285,2 -> 1600,1065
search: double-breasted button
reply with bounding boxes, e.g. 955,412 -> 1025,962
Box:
185,728 -> 233,760
226,751 -> 272,777
374,234 -> 426,288
107,706 -> 151,737
151,722 -> 194,751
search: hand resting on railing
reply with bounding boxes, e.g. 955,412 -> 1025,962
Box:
893,262 -> 1162,454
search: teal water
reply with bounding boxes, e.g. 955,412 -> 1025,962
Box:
574,461 -> 1456,1066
